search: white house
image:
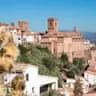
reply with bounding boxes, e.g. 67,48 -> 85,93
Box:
0,25 -> 41,45
16,32 -> 41,45
4,63 -> 58,96
65,78 -> 75,89
84,68 -> 96,86
63,77 -> 89,94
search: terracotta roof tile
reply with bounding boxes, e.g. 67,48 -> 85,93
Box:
42,31 -> 82,38
85,67 -> 96,75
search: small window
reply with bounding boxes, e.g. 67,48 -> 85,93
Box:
32,87 -> 35,93
4,77 -> 7,81
26,74 -> 29,81
64,79 -> 66,82
50,21 -> 52,27
16,70 -> 22,74
18,38 -> 21,40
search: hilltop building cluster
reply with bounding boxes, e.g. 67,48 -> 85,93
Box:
0,18 -> 95,63
0,18 -> 96,96
41,18 -> 85,62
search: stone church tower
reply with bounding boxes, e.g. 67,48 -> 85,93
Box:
48,18 -> 58,34
41,18 -> 85,62
18,21 -> 29,32
73,26 -> 78,32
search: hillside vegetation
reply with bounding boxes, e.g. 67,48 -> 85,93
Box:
17,43 -> 88,79
17,44 -> 62,76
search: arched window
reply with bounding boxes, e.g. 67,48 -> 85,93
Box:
26,74 -> 29,81
49,21 -> 52,27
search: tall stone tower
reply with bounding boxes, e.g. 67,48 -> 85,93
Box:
73,26 -> 78,32
48,18 -> 58,34
18,21 -> 29,31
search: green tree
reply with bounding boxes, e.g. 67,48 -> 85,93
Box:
60,53 -> 68,64
17,44 -> 61,76
42,56 -> 56,71
67,65 -> 78,78
42,56 -> 61,76
66,58 -> 88,78
60,53 -> 70,72
73,58 -> 87,75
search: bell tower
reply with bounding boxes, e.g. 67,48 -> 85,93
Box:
18,20 -> 29,31
73,26 -> 78,32
48,18 -> 58,34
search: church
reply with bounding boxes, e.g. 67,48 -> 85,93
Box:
0,18 -> 86,62
40,18 -> 85,62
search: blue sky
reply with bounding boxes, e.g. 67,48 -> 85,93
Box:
0,0 -> 96,32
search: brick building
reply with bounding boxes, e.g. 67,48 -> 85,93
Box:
40,18 -> 85,62
0,18 -> 90,62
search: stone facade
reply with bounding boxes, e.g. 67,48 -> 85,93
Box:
89,47 -> 96,68
18,20 -> 29,31
0,18 -> 92,62
40,18 -> 85,62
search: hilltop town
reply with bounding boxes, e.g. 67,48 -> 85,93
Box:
0,18 -> 96,96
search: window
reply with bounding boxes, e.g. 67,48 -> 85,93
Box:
4,77 -> 7,81
16,70 -> 22,74
64,79 -> 66,82
18,38 -> 21,40
32,87 -> 35,93
26,74 -> 29,81
49,21 -> 52,27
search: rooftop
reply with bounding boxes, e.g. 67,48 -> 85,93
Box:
42,31 -> 83,38
11,63 -> 38,72
85,67 -> 96,75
